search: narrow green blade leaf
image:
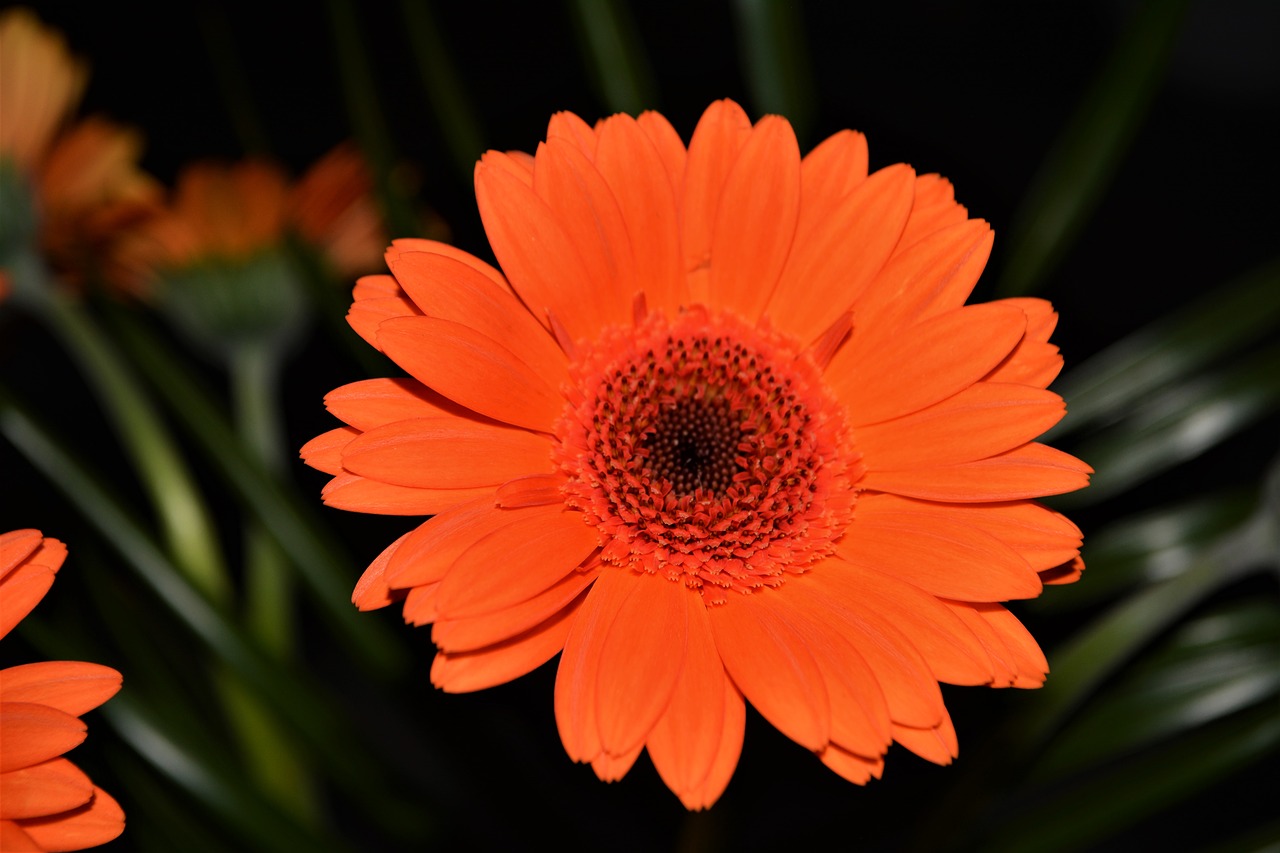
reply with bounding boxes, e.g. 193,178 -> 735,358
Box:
731,0 -> 816,142
566,0 -> 658,115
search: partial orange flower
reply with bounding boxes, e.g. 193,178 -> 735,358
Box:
302,99 -> 1091,808
0,7 -> 160,288
0,530 -> 124,851
290,142 -> 387,279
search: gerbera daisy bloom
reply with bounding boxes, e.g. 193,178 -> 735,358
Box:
289,142 -> 388,279
0,529 -> 125,850
0,8 -> 160,291
302,99 -> 1090,808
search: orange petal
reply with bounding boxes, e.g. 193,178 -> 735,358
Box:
554,573 -> 621,762
767,163 -> 916,345
401,581 -> 441,626
14,785 -> 125,851
432,562 -> 598,652
346,274 -> 422,351
324,378 -> 477,432
984,297 -> 1064,388
0,822 -> 39,851
299,426 -> 356,475
806,562 -> 994,688
0,663 -> 121,718
351,531 -> 410,611
636,110 -> 687,195
433,506 -> 598,619
0,758 -> 93,820
1042,555 -> 1086,586
651,676 -> 744,810
857,382 -> 1065,471
531,139 -> 635,327
942,601 -> 1048,687
475,158 -> 605,342
707,115 -> 801,320
494,473 -> 564,508
681,99 -> 753,302
377,316 -> 564,433
799,129 -> 869,218
782,578 -> 945,729
833,302 -> 1028,426
386,248 -> 570,375
892,711 -> 959,765
383,497 -> 507,588
645,600 -> 728,802
839,511 -> 1043,602
709,590 -> 830,751
818,743 -> 885,785
594,113 -> 687,313
857,493 -> 1082,573
0,564 -> 56,641
590,742 -> 644,783
862,442 -> 1092,502
546,110 -> 598,158
321,472 -> 494,516
0,530 -> 41,580
592,572 -> 691,757
388,237 -> 511,294
341,416 -> 553,490
431,592 -> 582,693
897,173 -> 969,249
0,703 -> 85,772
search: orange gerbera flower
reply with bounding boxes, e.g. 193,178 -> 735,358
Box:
290,142 -> 388,279
0,8 -> 160,289
0,530 -> 124,850
302,99 -> 1091,808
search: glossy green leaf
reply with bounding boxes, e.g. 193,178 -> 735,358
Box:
996,0 -> 1190,296
1052,258 -> 1280,439
567,0 -> 657,115
731,0 -> 815,142
1032,598 -> 1280,781
1055,341 -> 1280,507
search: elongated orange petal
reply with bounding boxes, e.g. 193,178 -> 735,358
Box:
707,115 -> 801,319
984,297 -> 1064,388
0,703 -> 85,772
546,110 -> 598,158
818,743 -> 885,785
590,742 -> 643,783
434,506 -> 598,619
432,562 -> 598,652
14,785 -> 125,851
0,822 -> 39,851
299,426 -> 355,475
636,110 -> 686,194
346,274 -> 422,351
401,581 -> 441,626
325,378 -> 477,432
0,663 -> 121,717
892,712 -> 959,765
351,530 -> 409,611
839,513 -> 1043,602
494,473 -> 564,508
767,164 -> 916,345
897,173 -> 969,249
0,529 -> 41,580
389,237 -> 511,294
341,416 -> 553,490
0,757 -> 93,820
431,593 -> 582,693
858,382 -> 1065,470
799,129 -> 869,217
592,572 -> 691,757
321,472 -> 494,516
672,679 -> 745,810
681,99 -> 753,300
709,590 -> 831,751
532,139 -> 635,325
0,564 -> 55,640
383,497 -> 508,588
863,442 -> 1092,502
594,113 -> 686,313
377,316 -> 564,433
942,601 -> 1048,687
387,248 -> 570,374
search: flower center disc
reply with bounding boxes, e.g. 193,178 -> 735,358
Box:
555,307 -> 861,604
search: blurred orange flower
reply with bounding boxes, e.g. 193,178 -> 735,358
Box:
0,530 -> 124,851
0,7 -> 160,289
303,100 -> 1090,808
291,142 -> 387,279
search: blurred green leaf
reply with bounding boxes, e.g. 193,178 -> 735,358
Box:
566,0 -> 658,115
399,0 -> 486,181
988,702 -> 1280,853
731,0 -> 815,141
1056,341 -> 1280,507
326,0 -> 420,238
1031,598 -> 1280,782
997,0 -> 1190,296
196,3 -> 271,156
1027,490 -> 1253,614
104,305 -> 406,677
1052,258 -> 1280,439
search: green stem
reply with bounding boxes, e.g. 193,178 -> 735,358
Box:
31,282 -> 231,608
566,0 -> 658,115
731,0 -> 816,142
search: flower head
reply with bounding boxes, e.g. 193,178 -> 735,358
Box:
0,8 -> 160,291
0,529 -> 125,850
302,99 -> 1090,808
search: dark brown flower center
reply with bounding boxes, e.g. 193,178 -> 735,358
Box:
641,397 -> 741,497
